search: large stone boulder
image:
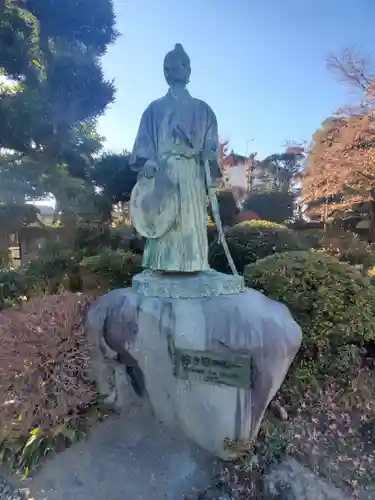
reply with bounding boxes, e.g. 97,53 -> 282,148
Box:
263,459 -> 353,500
85,269 -> 301,459
27,383 -> 216,500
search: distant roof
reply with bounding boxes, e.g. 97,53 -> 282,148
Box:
224,153 -> 248,166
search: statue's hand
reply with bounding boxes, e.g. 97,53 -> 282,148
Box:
140,160 -> 158,179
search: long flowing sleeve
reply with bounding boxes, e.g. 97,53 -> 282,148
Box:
129,104 -> 157,172
204,106 -> 222,182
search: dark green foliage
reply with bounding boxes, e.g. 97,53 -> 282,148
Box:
208,189 -> 239,227
57,189 -> 114,256
316,231 -> 375,269
0,0 -> 116,158
209,220 -> 308,274
0,241 -> 143,303
24,0 -> 118,55
261,150 -> 304,189
0,269 -> 33,308
294,229 -> 375,269
91,152 -> 138,204
244,190 -> 295,224
206,216 -> 218,245
0,4 -> 40,84
0,0 -> 117,240
25,240 -> 81,294
0,203 -> 39,231
80,248 -> 142,292
245,251 -> 375,385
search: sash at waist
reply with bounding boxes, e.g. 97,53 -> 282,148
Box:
159,146 -> 217,163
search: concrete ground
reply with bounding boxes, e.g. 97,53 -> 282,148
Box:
12,388 -> 216,500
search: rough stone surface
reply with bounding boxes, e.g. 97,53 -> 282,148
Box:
26,384 -> 215,500
263,459 -> 353,500
0,477 -> 28,500
86,282 -> 302,459
132,268 -> 245,298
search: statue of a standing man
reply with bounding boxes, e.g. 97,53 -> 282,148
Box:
130,43 -> 221,273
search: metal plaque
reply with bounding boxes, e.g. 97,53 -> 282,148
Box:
173,348 -> 252,389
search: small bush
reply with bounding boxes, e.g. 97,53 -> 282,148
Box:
310,230 -> 375,270
110,223 -> 135,249
235,210 -> 260,223
111,224 -> 146,255
25,240 -> 82,294
208,189 -> 239,227
366,265 -> 375,287
207,215 -> 218,245
0,248 -> 11,268
80,248 -> 142,292
244,190 -> 295,224
0,269 -> 37,308
209,220 -> 308,274
244,251 -> 375,386
237,220 -> 287,230
0,293 -> 97,474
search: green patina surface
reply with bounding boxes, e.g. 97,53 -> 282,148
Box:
132,268 -> 245,298
173,347 -> 252,389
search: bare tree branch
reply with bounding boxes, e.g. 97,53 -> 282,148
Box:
326,47 -> 375,93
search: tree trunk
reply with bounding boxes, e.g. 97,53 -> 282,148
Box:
369,200 -> 375,243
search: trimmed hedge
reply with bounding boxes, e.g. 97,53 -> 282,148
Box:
0,246 -> 142,306
209,220 -> 309,274
315,231 -> 375,269
245,250 -> 375,384
80,248 -> 142,292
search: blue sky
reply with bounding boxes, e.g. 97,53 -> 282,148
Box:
98,0 -> 375,160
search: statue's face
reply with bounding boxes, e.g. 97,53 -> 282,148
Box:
163,52 -> 191,86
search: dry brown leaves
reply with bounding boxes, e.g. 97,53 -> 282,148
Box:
282,368 -> 375,498
0,293 -> 96,441
302,112 -> 375,209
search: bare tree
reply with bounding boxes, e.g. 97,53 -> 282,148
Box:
302,48 -> 375,238
326,47 -> 375,109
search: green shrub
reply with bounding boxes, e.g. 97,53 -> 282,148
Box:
75,224 -> 110,254
0,269 -> 34,308
209,220 -> 309,274
109,223 -> 143,253
244,251 -> 375,386
244,190 -> 295,224
237,219 -> 287,230
80,248 -> 142,292
366,265 -> 375,287
25,240 -> 82,294
307,230 -> 375,269
206,215 -> 218,245
1,246 -> 142,303
0,248 -> 11,268
208,189 -> 239,227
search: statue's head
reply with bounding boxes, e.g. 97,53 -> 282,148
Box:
163,43 -> 191,86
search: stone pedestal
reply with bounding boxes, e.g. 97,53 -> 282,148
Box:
86,269 -> 301,459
